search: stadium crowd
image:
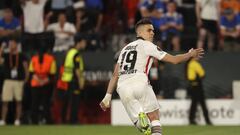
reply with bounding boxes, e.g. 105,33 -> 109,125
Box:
0,0 -> 239,126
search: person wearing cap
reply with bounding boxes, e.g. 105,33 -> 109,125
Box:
220,8 -> 240,51
0,38 -> 29,126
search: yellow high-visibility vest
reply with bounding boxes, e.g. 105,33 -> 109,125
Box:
61,48 -> 78,82
187,59 -> 205,81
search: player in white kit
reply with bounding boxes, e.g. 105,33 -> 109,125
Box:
100,19 -> 204,135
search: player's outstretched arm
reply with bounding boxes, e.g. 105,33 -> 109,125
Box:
100,64 -> 119,111
162,48 -> 204,64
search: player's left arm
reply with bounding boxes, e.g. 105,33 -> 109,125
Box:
100,63 -> 119,111
144,42 -> 204,64
162,48 -> 204,64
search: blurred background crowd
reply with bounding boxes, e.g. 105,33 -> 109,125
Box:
0,0 -> 239,126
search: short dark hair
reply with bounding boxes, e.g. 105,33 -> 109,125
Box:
135,18 -> 153,31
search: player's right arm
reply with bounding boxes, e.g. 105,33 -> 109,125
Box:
100,63 -> 119,111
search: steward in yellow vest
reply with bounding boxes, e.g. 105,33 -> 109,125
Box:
185,57 -> 212,125
62,40 -> 85,89
61,37 -> 86,124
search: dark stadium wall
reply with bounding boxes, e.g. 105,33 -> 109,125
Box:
82,52 -> 240,99
35,52 -> 240,124
2,52 -> 239,124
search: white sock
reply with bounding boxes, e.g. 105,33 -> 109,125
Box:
151,120 -> 162,135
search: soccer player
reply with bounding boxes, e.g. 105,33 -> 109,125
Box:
100,18 -> 204,135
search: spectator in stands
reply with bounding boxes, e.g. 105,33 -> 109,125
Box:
29,48 -> 56,124
75,0 -> 103,51
195,0 -> 220,51
159,1 -> 183,51
139,0 -> 165,43
20,0 -> 48,33
61,37 -> 86,124
220,8 -> 240,51
185,57 -> 212,125
75,0 -> 103,33
47,13 -> 76,66
47,13 -> 76,52
0,8 -> 20,39
20,0 -> 50,52
85,0 -> 103,33
0,38 -> 29,126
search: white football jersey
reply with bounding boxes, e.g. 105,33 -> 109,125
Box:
117,38 -> 167,85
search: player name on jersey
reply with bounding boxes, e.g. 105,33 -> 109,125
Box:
125,45 -> 138,50
119,69 -> 137,76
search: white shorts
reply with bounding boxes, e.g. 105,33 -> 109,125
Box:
117,76 -> 160,123
2,79 -> 24,102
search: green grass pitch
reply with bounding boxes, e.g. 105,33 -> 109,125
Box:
0,125 -> 239,135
